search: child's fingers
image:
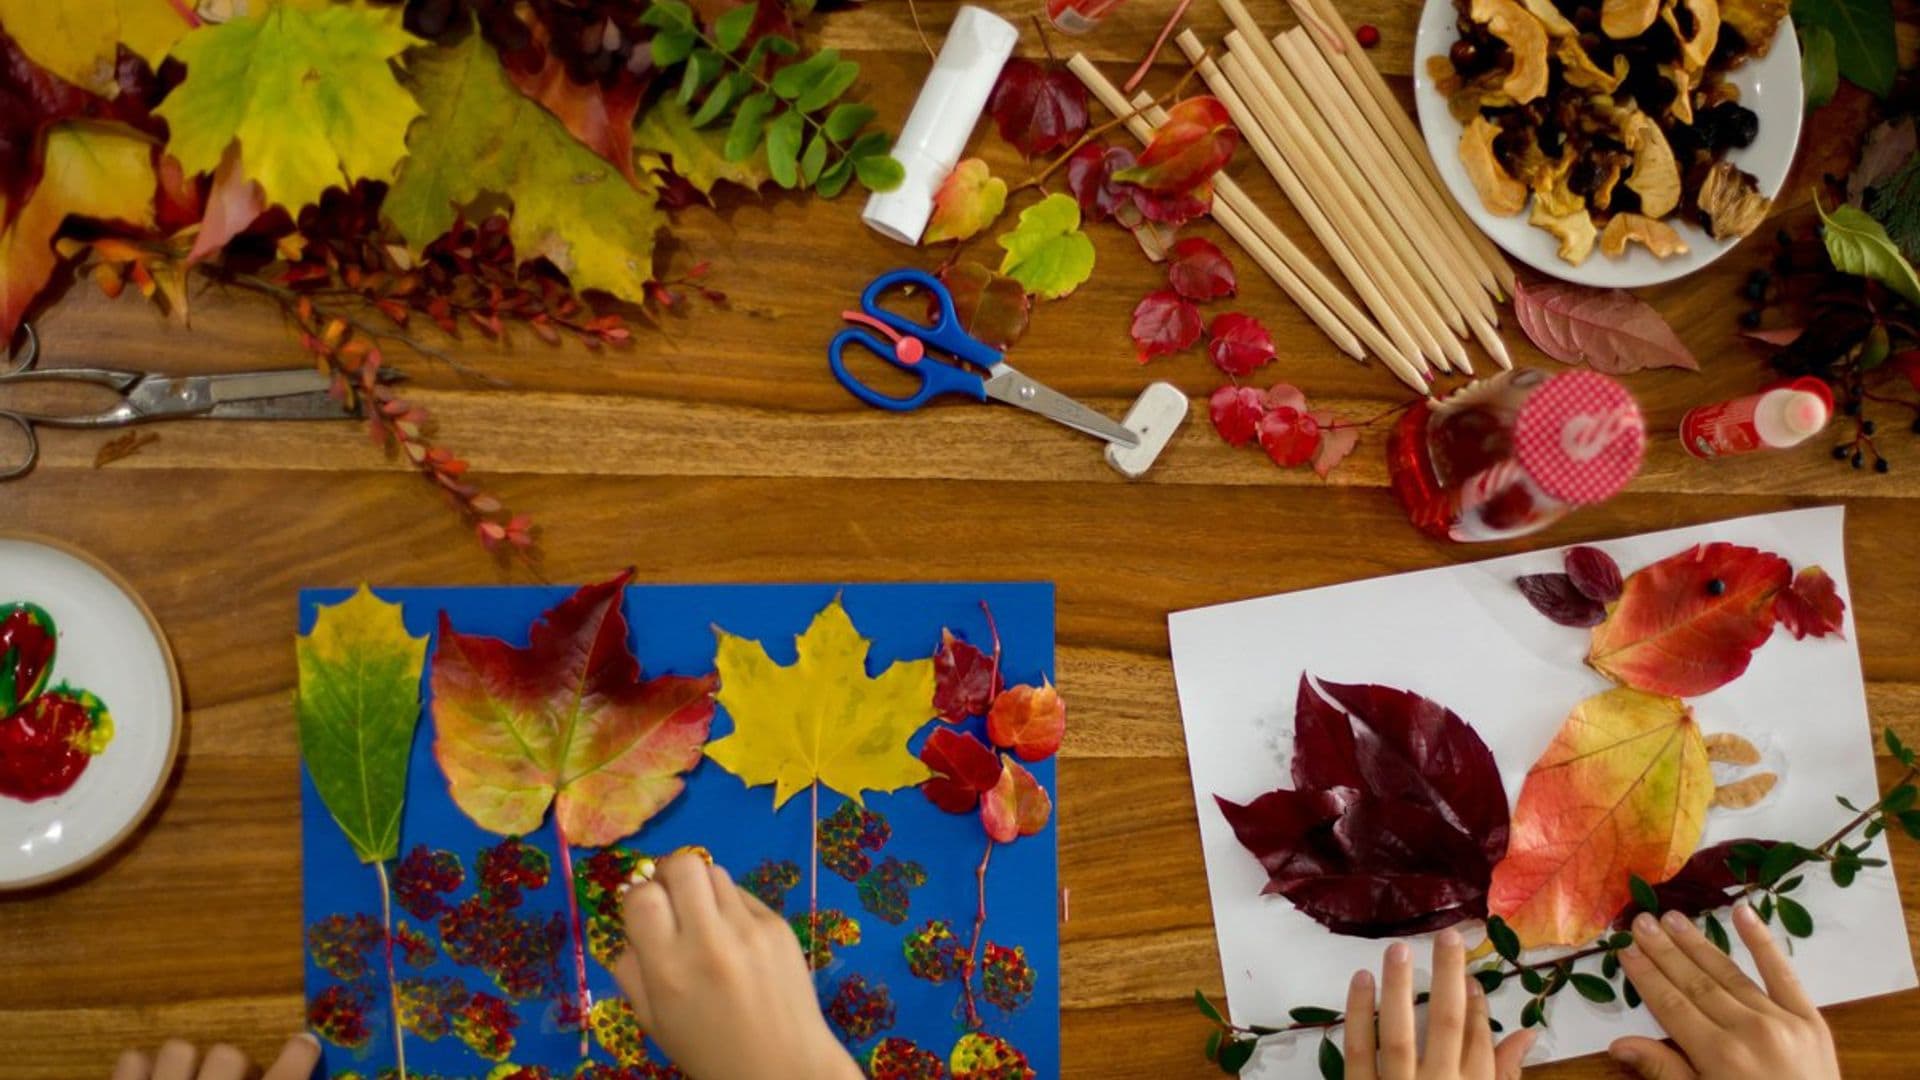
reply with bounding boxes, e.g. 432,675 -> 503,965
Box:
1341,968 -> 1378,1080
707,863 -> 749,924
1617,936 -> 1716,1049
1733,902 -> 1817,1018
151,1040 -> 197,1080
1493,1029 -> 1538,1080
1424,928 -> 1468,1066
1459,978 -> 1493,1077
1377,941 -> 1417,1079
193,1045 -> 247,1080
1630,913 -> 1746,1029
657,850 -> 723,937
1657,910 -> 1772,1013
260,1035 -> 322,1080
1609,1035 -> 1701,1079
622,877 -> 679,963
109,1049 -> 150,1080
607,947 -> 656,1030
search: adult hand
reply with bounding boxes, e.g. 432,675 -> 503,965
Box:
110,1035 -> 319,1080
1343,927 -> 1537,1080
1612,903 -> 1840,1079
608,850 -> 861,1080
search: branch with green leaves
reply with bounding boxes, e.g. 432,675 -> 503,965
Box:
1195,729 -> 1920,1077
641,0 -> 901,196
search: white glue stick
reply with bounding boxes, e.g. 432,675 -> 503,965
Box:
862,6 -> 1018,245
1679,376 -> 1833,458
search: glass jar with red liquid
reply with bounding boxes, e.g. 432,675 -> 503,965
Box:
1046,0 -> 1129,33
1387,369 -> 1645,542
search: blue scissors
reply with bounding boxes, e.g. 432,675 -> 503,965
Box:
829,268 -> 1139,449
0,322 -> 379,481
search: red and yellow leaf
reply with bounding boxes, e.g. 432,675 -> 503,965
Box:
1111,95 -> 1237,195
937,260 -> 1030,353
1587,543 -> 1792,696
924,158 -> 1006,245
979,756 -> 1051,842
429,571 -> 717,847
919,727 -> 1001,814
1488,687 -> 1712,947
1129,288 -> 1202,363
985,681 -> 1065,762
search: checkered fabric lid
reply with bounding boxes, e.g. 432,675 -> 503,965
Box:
1514,371 -> 1645,505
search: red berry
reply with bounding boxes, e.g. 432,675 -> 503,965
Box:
1355,23 -> 1381,48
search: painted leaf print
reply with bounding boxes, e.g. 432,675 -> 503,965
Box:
430,571 -> 717,847
1488,688 -> 1713,947
705,596 -> 936,808
0,600 -> 115,802
1588,543 -> 1792,697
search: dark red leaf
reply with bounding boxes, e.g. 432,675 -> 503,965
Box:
919,727 -> 1002,813
1166,237 -> 1236,301
1774,565 -> 1847,641
1215,675 -> 1509,937
1206,312 -> 1274,376
1111,95 -> 1237,195
1066,143 -> 1211,228
937,260 -> 1031,352
1610,839 -> 1778,927
1257,406 -> 1319,467
985,58 -> 1088,158
1564,546 -> 1623,604
1208,384 -> 1266,447
1518,573 -> 1607,627
1129,289 -> 1202,363
932,628 -> 1001,724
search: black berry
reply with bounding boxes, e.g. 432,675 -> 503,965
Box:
1739,309 -> 1763,328
1852,451 -> 1865,468
1844,399 -> 1861,416
1863,420 -> 1877,435
1707,579 -> 1726,596
1833,445 -> 1849,460
1875,458 -> 1891,474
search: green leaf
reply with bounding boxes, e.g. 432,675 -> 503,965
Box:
1487,916 -> 1521,962
678,47 -> 722,104
1571,973 -> 1616,1003
1520,968 -> 1547,994
824,102 -> 877,142
1520,998 -> 1544,1028
713,3 -> 755,52
1777,896 -> 1814,938
640,0 -> 694,31
1837,795 -> 1861,812
1545,966 -> 1569,995
652,28 -> 696,66
1759,842 -> 1804,886
1881,784 -> 1916,812
1204,1028 -> 1223,1062
1607,932 -> 1635,950
1288,1006 -> 1341,1024
1704,913 -> 1732,953
816,153 -> 855,198
1778,874 -> 1805,894
771,49 -> 836,100
1819,200 -> 1920,306
764,109 -> 804,188
1473,969 -> 1505,993
691,70 -> 744,128
1832,858 -> 1858,887
1791,0 -> 1896,97
1318,1036 -> 1344,1080
1800,23 -> 1837,107
1860,856 -> 1889,867
797,59 -> 860,113
800,131 -> 828,185
635,95 -> 771,199
1194,989 -> 1225,1025
1898,809 -> 1920,840
853,152 -> 905,192
1867,819 -> 1886,839
1218,1038 -> 1254,1074
1887,728 -> 1912,764
1758,894 -> 1775,922
726,91 -> 777,162
1623,978 -> 1641,1009
995,192 -> 1095,299
295,587 -> 427,864
1601,951 -> 1620,978
1629,874 -> 1660,915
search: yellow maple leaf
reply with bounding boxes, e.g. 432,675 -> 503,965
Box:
155,0 -> 421,214
0,0 -> 186,98
632,97 -> 771,202
385,27 -> 666,304
705,597 -> 935,809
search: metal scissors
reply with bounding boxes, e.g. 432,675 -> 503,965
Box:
0,322 -> 373,481
828,268 -> 1139,449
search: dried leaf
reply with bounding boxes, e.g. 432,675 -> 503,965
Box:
1206,311 -> 1275,375
936,260 -> 1030,353
1516,573 -> 1606,627
92,429 -> 158,468
924,158 -> 1007,245
1129,289 -> 1203,362
919,727 -> 1001,813
1511,278 -> 1698,374
979,756 -> 1051,842
1565,546 -> 1624,603
705,595 -> 935,808
1712,772 -> 1778,809
1111,96 -> 1237,196
187,142 -> 266,263
1208,384 -> 1266,447
1704,732 -> 1762,765
1309,410 -> 1358,479
1489,688 -> 1712,947
1588,543 -> 1793,696
1774,565 -> 1847,641
1166,236 -> 1236,300
932,628 -> 1001,724
506,46 -> 644,182
1611,838 -> 1777,926
986,681 -> 1065,762
297,587 -> 427,863
1848,118 -> 1916,206
430,572 -> 717,846
984,58 -> 1088,158
995,192 -> 1095,300
1216,675 -> 1508,937
0,0 -> 186,98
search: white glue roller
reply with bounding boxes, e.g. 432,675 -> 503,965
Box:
862,6 -> 1019,245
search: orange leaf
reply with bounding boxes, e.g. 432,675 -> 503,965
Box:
1487,688 -> 1712,947
1110,96 -> 1237,195
1588,543 -> 1792,696
986,682 -> 1065,762
188,143 -> 267,264
979,756 -> 1051,843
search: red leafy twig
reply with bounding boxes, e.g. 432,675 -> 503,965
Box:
961,838 -> 995,1030
552,818 -> 590,1057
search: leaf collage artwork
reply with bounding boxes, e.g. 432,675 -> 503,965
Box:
300,581 -> 1059,1079
1169,508 -> 1916,1078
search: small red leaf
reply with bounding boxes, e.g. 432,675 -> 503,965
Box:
1516,573 -> 1607,627
1111,96 -> 1238,195
937,261 -> 1031,353
920,727 -> 1002,813
1208,385 -> 1266,447
1066,143 -> 1211,227
1565,546 -> 1624,603
1774,565 -> 1846,640
986,59 -> 1089,158
980,757 -> 1052,842
933,629 -> 1002,724
1206,312 -> 1275,375
1308,410 -> 1358,478
1166,237 -> 1236,300
1610,839 -> 1778,927
986,682 -> 1066,761
1129,289 -> 1203,363
1258,407 -> 1320,467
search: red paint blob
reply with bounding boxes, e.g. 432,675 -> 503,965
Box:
0,693 -> 96,800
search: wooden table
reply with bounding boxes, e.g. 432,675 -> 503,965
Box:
3,2 -> 1917,1076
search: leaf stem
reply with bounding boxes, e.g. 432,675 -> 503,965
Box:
809,779 -> 820,979
1016,65 -> 1204,192
906,0 -> 936,61
961,837 -> 995,1029
374,860 -> 408,1080
687,23 -> 854,161
553,818 -> 591,1058
980,599 -> 1002,691
163,0 -> 201,28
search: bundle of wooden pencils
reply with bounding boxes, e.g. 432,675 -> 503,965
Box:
1069,0 -> 1518,394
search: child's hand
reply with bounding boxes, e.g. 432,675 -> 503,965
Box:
1612,904 -> 1840,1079
1343,928 -> 1537,1080
609,850 -> 862,1080
110,1035 -> 319,1080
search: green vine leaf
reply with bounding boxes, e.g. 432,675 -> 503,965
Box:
1819,200 -> 1920,305
1193,989 -> 1225,1025
1317,1036 -> 1344,1080
1217,1037 -> 1254,1074
1799,23 -> 1838,107
995,193 -> 1096,300
1571,973 -> 1616,1003
1790,0 -> 1896,97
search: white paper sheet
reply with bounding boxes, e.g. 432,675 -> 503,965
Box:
1168,508 -> 1914,1076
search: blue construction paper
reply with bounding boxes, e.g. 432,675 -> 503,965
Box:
300,582 -> 1059,1079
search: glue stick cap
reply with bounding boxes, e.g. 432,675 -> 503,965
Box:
1514,370 -> 1645,506
862,6 -> 1019,245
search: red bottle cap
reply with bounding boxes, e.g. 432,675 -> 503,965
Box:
1514,371 -> 1645,505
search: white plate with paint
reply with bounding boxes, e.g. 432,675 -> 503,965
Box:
0,535 -> 179,890
1413,0 -> 1802,288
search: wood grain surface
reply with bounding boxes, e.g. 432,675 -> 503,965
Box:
2,2 -> 1917,1077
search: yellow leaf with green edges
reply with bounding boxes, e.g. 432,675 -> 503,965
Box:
386,29 -> 666,303
156,0 -> 421,214
295,586 -> 427,864
995,192 -> 1095,300
924,158 -> 1006,245
705,596 -> 935,809
633,96 -> 771,201
0,0 -> 186,96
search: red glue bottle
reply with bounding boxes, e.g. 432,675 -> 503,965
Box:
1679,377 -> 1833,458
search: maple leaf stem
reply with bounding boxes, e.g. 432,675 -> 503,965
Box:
810,780 -> 820,977
906,0 -> 936,60
552,821 -> 592,1058
980,600 -> 1002,691
961,837 -> 994,1030
1030,15 -> 1060,66
373,860 -> 408,1080
1016,65 -> 1204,192
163,0 -> 203,27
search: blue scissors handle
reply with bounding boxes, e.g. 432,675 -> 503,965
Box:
855,268 -> 1004,369
828,327 -> 987,412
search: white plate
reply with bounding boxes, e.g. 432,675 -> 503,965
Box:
1413,0 -> 1802,287
0,535 -> 179,890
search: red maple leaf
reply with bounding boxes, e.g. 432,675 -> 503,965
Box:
1166,237 -> 1236,301
933,628 -> 1002,724
1129,289 -> 1202,363
919,727 -> 1002,813
1206,312 -> 1274,376
1208,385 -> 1266,448
1774,565 -> 1847,640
